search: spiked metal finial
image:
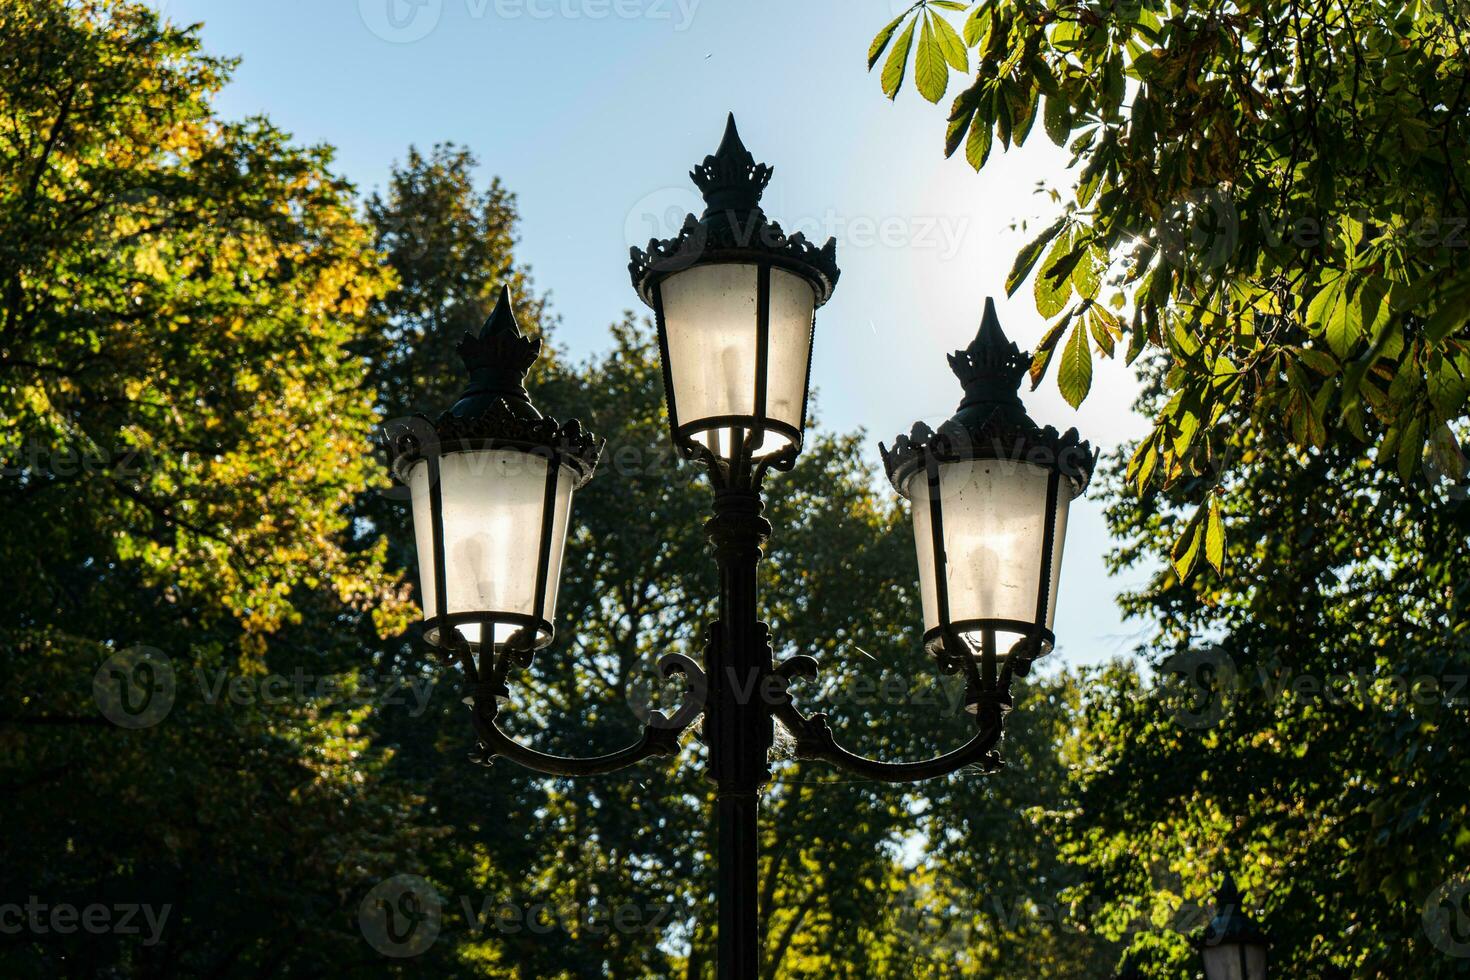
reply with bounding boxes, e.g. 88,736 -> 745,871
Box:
880,296 -> 1097,496
690,113 -> 773,217
946,297 -> 1031,408
451,285 -> 544,420
385,282 -> 602,489
629,114 -> 839,308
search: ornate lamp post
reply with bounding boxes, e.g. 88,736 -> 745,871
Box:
384,115 -> 1096,980
1198,874 -> 1270,980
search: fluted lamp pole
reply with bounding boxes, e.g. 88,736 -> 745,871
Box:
384,115 -> 1096,980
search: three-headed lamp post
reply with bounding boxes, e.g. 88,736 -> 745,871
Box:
383,114 -> 1096,980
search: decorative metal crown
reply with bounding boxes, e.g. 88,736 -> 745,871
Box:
455,285 -> 541,386
947,298 -> 1031,402
690,113 -> 773,216
383,285 -> 604,488
880,298 -> 1097,496
629,114 -> 840,309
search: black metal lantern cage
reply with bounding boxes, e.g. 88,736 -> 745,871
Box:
880,298 -> 1096,705
383,287 -> 603,679
630,114 -> 839,470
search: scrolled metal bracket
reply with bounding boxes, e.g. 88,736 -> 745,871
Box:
464,639 -> 705,777
769,647 -> 1007,783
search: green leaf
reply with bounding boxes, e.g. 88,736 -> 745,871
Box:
1072,247 -> 1101,300
1011,85 -> 1038,145
965,112 -> 993,170
930,11 -> 969,71
1325,284 -> 1360,358
1396,412 -> 1426,480
914,17 -> 949,104
1043,94 -> 1071,147
1204,495 -> 1225,573
1429,423 -> 1466,482
868,10 -> 911,71
1427,298 -> 1468,343
1029,343 -> 1057,390
1305,273 -> 1345,331
1035,228 -> 1076,318
1057,320 -> 1093,408
1129,433 -> 1159,493
1427,352 -> 1470,417
881,17 -> 918,99
1005,216 -> 1066,297
1170,507 -> 1206,580
1089,308 -> 1116,356
945,101 -> 978,158
962,5 -> 992,46
1296,347 -> 1340,375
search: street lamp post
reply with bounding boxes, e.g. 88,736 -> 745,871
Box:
383,115 -> 1096,980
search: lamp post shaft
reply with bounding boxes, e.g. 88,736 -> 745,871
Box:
705,486 -> 774,980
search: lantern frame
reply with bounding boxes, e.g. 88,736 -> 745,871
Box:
383,287 -> 602,662
629,114 -> 840,468
880,299 -> 1096,693
1197,874 -> 1271,980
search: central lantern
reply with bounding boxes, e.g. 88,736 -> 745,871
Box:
881,299 -> 1096,691
630,114 -> 839,464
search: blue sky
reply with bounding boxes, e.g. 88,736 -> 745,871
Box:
150,0 -> 1155,668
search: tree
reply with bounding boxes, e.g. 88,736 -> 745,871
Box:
868,0 -> 1470,572
1047,356 -> 1470,976
0,2 -> 435,974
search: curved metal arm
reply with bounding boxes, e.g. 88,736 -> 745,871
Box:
467,652 -> 705,777
770,654 -> 1005,783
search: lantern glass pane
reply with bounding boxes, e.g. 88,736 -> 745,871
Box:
905,459 -> 1072,656
658,263 -> 815,459
763,268 -> 816,426
1202,942 -> 1267,980
407,448 -> 575,649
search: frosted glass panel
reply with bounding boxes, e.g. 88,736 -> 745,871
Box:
1202,944 -> 1267,980
905,459 -> 1071,656
659,263 -> 816,459
407,449 -> 575,649
764,268 -> 815,425
660,263 -> 758,422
